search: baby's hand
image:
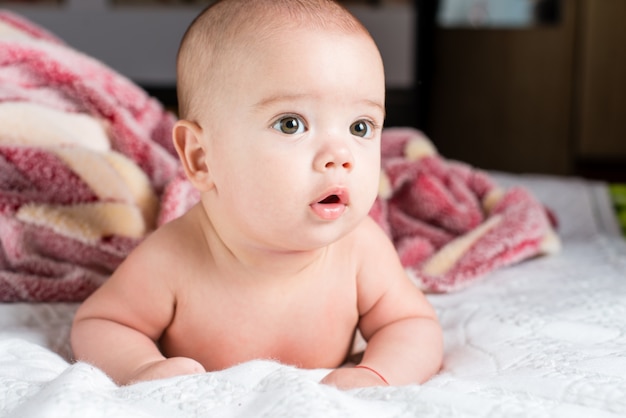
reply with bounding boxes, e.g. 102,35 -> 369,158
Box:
321,366 -> 389,390
127,357 -> 206,385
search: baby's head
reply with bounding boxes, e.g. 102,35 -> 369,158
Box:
174,0 -> 385,252
176,0 -> 376,121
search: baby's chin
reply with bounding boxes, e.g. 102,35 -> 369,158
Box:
293,217 -> 367,250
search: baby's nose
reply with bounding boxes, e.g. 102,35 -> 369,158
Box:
313,143 -> 354,172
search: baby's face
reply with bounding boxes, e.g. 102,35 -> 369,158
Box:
199,27 -> 385,252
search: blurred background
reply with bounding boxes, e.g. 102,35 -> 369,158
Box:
1,0 -> 624,181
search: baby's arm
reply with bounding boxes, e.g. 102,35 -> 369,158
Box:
71,226 -> 205,385
322,217 -> 443,389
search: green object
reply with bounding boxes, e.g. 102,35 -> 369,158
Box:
609,184 -> 626,207
609,184 -> 626,236
618,210 -> 626,231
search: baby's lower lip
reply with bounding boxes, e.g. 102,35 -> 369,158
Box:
310,202 -> 346,220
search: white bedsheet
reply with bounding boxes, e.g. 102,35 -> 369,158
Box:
1,174 -> 625,418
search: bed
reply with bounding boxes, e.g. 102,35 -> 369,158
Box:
2,9 -> 626,418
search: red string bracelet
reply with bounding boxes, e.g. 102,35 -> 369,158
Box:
354,365 -> 389,385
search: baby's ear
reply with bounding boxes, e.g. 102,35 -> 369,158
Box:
172,120 -> 213,192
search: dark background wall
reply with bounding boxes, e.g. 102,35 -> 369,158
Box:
418,0 -> 626,181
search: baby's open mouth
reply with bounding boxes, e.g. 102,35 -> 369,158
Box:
319,194 -> 341,204
310,189 -> 349,220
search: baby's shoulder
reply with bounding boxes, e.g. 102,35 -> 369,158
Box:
152,203 -> 208,245
350,216 -> 391,246
348,216 -> 400,268
123,206 -> 209,277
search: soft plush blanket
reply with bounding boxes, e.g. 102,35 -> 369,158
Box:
0,10 -> 558,301
0,10 -> 178,301
1,174 -> 624,417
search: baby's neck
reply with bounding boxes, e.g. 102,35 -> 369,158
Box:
229,244 -> 327,280
199,213 -> 329,283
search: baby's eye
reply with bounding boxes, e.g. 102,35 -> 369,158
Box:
272,116 -> 306,135
350,120 -> 374,138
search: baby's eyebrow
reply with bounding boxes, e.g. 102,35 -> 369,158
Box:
356,99 -> 387,121
367,99 -> 387,119
254,94 -> 386,117
253,93 -> 308,109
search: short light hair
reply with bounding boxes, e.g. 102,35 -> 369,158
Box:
176,0 -> 372,120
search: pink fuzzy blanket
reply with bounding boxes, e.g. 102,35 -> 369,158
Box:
370,128 -> 559,292
0,11 -> 559,302
0,11 -> 179,301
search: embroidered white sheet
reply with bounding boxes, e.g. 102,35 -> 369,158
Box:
1,173 -> 625,418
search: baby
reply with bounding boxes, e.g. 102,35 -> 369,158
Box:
71,0 -> 443,390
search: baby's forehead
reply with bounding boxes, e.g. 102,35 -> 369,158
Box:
177,0 -> 374,118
